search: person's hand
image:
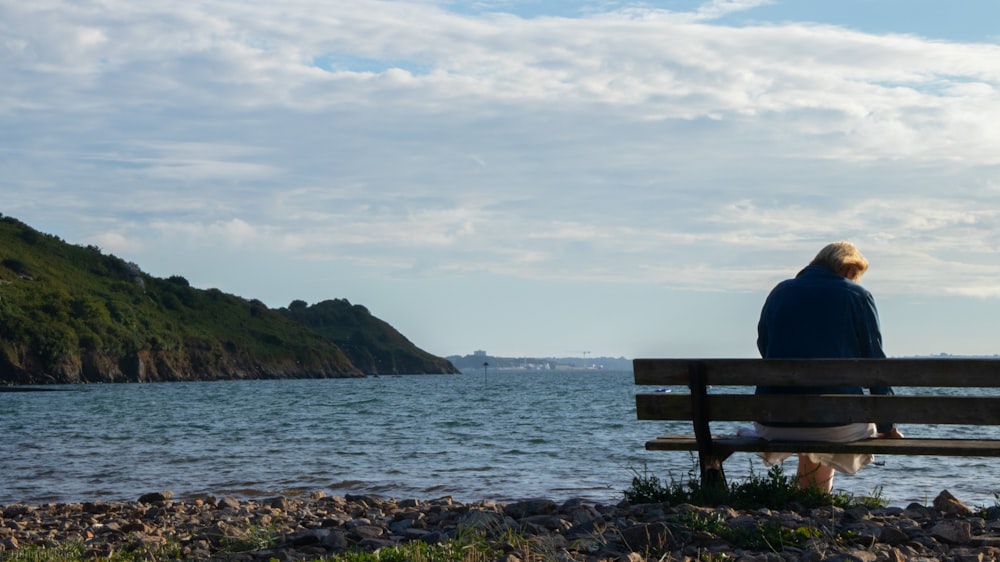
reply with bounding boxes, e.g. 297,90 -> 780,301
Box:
879,427 -> 904,439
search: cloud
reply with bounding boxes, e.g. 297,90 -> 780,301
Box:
690,0 -> 777,22
88,231 -> 143,255
3,0 -> 1000,308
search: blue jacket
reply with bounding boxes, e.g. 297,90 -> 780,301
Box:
756,264 -> 894,431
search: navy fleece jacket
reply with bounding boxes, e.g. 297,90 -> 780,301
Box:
756,264 -> 894,432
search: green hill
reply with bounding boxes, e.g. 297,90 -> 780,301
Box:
278,299 -> 458,375
0,215 -> 457,384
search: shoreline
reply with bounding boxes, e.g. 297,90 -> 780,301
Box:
2,489 -> 1000,560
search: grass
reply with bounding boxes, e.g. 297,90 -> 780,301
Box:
215,522 -> 285,553
314,537 -> 497,562
620,462 -> 895,558
622,462 -> 888,510
0,521 -> 502,562
669,509 -> 823,552
974,491 -> 1000,519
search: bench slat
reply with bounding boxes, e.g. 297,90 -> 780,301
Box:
636,393 -> 1000,425
645,435 -> 1000,456
633,358 -> 1000,388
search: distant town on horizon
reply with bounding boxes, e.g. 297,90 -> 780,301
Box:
445,352 -> 1000,374
446,350 -> 631,372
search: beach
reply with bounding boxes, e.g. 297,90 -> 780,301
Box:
2,489 -> 1000,561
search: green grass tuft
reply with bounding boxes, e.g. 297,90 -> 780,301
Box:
623,462 -> 889,510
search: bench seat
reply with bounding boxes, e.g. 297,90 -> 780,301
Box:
646,435 -> 1000,456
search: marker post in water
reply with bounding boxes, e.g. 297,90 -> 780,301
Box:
482,361 -> 488,387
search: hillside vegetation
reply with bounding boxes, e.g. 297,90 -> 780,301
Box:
278,299 -> 457,376
0,215 -> 457,384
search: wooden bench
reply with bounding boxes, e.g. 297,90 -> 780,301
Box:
634,358 -> 1000,488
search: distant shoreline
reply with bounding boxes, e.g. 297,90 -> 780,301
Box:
0,386 -> 75,392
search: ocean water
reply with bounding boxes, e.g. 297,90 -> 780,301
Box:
2,370 -> 997,508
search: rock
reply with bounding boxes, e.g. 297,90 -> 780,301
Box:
931,519 -> 973,544
503,498 -> 556,519
619,522 -> 676,552
264,496 -> 288,510
877,524 -> 910,545
843,506 -> 871,522
82,501 -> 112,514
933,489 -> 974,517
287,531 -> 321,547
902,503 -> 933,520
137,491 -> 173,503
351,525 -> 384,539
82,544 -> 114,558
456,509 -> 508,532
216,496 -> 241,511
949,547 -> 987,562
828,550 -> 877,561
1,536 -> 19,550
321,529 -> 348,550
726,514 -> 758,530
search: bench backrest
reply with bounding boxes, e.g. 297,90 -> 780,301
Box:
634,358 -> 1000,426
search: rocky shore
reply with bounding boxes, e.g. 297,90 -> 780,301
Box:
2,490 -> 999,561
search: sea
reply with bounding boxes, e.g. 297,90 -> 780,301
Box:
2,370 -> 998,509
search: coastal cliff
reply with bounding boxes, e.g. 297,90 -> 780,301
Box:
0,215 -> 457,384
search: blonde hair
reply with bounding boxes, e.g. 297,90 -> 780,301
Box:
810,241 -> 869,281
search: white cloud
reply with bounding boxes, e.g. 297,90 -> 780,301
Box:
690,0 -> 776,22
4,0 -> 1000,356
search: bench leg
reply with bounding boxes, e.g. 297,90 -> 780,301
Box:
700,453 -> 730,492
690,362 -> 729,493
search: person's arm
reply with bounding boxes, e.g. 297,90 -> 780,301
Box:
756,318 -> 767,358
857,290 -> 900,435
868,385 -> 897,434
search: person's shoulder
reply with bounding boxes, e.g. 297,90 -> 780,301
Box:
765,277 -> 798,296
848,281 -> 875,295
841,279 -> 876,300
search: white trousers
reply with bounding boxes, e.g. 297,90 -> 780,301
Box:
745,422 -> 878,474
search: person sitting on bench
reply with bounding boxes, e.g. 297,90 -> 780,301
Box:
755,241 -> 905,492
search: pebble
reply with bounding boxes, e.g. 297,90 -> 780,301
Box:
0,490 -> 998,561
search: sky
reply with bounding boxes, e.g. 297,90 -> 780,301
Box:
3,0 -> 1000,360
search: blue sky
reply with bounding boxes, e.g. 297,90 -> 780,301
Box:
3,0 -> 1000,359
